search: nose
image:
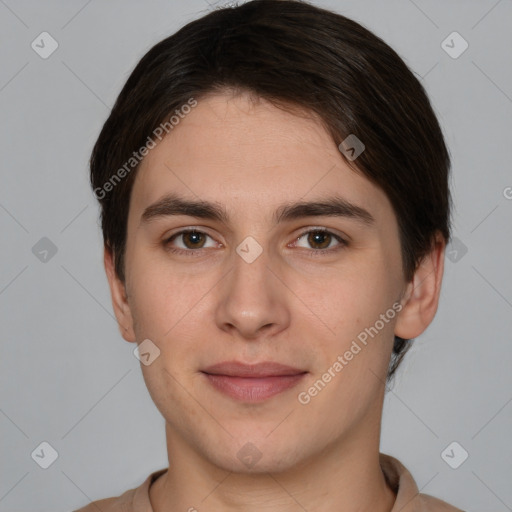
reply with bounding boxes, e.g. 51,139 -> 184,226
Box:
214,243 -> 291,340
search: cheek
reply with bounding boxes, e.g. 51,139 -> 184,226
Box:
311,261 -> 397,339
126,240 -> 187,321
129,278 -> 168,330
126,254 -> 218,354
126,263 -> 180,340
300,255 -> 400,381
299,276 -> 397,417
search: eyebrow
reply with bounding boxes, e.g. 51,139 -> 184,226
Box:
140,192 -> 375,227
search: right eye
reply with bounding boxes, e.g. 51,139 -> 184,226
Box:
163,229 -> 220,255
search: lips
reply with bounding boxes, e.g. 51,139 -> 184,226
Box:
202,361 -> 307,402
203,361 -> 306,377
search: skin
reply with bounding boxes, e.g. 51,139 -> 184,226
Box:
104,90 -> 446,512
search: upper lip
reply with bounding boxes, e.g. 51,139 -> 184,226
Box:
202,361 -> 307,377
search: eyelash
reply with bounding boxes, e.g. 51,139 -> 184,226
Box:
162,228 -> 348,257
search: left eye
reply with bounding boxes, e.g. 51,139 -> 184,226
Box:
292,229 -> 347,252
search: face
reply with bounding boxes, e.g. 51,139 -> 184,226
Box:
108,91 -> 419,474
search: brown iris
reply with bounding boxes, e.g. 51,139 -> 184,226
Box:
181,231 -> 207,249
306,231 -> 332,250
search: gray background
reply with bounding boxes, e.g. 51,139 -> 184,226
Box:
1,0 -> 511,510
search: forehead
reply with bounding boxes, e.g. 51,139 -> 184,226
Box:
130,92 -> 392,225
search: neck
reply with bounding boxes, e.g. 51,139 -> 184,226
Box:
150,419 -> 396,512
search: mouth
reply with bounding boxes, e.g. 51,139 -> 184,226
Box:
201,361 -> 308,403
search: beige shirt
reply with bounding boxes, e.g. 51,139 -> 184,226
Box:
73,453 -> 463,512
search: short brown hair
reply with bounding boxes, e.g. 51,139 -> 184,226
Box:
90,0 -> 452,379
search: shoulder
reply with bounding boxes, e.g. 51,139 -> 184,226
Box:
71,468 -> 168,512
379,453 -> 464,512
72,487 -> 136,512
417,492 -> 465,511
418,494 -> 464,512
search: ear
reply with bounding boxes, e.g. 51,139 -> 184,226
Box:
394,232 -> 446,340
104,246 -> 136,343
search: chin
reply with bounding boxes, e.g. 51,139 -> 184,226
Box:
202,434 -> 307,475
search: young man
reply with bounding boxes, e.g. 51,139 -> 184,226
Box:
76,0 -> 462,510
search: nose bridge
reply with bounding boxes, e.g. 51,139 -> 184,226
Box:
232,238 -> 270,295
215,236 -> 290,338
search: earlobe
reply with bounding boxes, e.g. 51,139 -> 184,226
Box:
103,247 -> 137,343
394,233 -> 446,341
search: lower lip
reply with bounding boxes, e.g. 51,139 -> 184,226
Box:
203,373 -> 307,402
